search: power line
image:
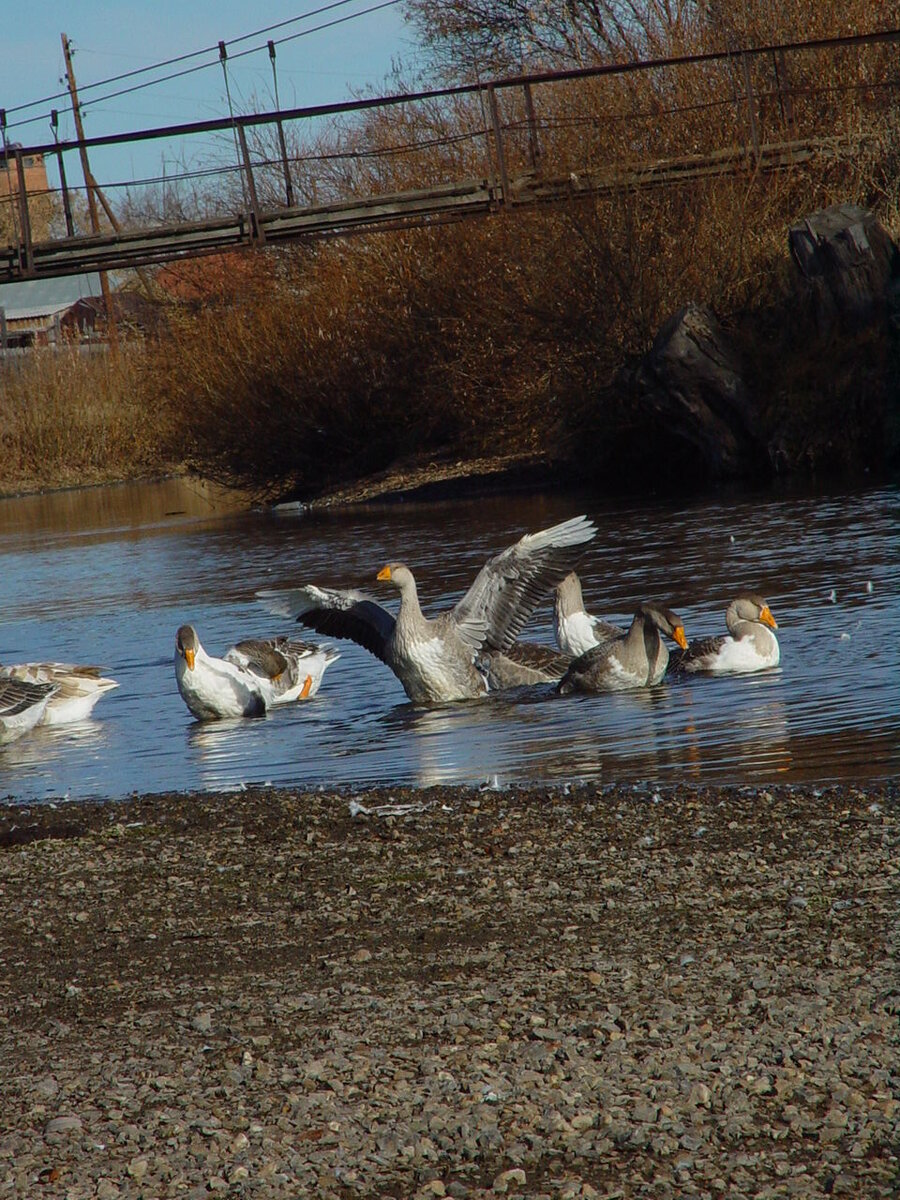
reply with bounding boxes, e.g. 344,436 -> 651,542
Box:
3,0 -> 402,131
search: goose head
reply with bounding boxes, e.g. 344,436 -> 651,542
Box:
638,603 -> 688,649
731,593 -> 778,629
175,624 -> 200,670
376,562 -> 416,593
554,571 -> 586,620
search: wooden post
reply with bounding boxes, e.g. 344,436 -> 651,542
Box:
62,33 -> 118,350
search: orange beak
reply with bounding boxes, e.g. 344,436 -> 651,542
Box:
674,626 -> 688,650
184,647 -> 195,670
376,565 -> 392,581
759,605 -> 778,629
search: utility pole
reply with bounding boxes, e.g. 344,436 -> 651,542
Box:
61,32 -> 118,351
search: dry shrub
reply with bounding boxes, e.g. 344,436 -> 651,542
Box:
143,1 -> 900,497
0,346 -> 176,495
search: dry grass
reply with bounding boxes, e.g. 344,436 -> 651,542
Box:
0,346 -> 177,496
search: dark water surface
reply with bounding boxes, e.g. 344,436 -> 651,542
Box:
0,477 -> 897,804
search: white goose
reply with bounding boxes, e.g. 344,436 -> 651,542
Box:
0,676 -> 58,743
670,593 -> 779,674
175,625 -> 340,721
259,515 -> 597,706
0,662 -> 118,725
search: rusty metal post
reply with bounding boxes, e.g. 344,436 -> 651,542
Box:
275,118 -> 295,208
523,81 -> 542,171
13,149 -> 34,276
51,110 -> 75,237
740,52 -> 761,163
773,49 -> 796,140
237,123 -> 266,245
268,40 -> 295,208
487,85 -> 511,203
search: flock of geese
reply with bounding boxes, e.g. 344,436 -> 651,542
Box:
0,514 -> 780,744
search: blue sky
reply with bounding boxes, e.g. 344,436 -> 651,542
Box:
2,1 -> 422,195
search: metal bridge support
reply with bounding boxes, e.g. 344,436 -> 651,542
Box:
13,149 -> 34,277
237,125 -> 266,246
487,85 -> 511,204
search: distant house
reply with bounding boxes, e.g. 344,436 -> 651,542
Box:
0,273 -> 103,351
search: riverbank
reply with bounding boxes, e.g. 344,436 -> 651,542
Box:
1,782 -> 897,1199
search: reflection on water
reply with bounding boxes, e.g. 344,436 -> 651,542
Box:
0,477 -> 898,804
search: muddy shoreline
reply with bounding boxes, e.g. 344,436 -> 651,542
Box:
1,781 -> 897,1198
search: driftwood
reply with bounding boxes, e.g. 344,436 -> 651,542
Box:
630,302 -> 762,479
789,203 -> 900,331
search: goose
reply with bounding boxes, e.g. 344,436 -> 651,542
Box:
557,604 -> 687,694
258,514 -> 597,706
0,662 -> 118,725
669,594 -> 779,674
0,676 -> 57,743
554,572 -> 624,656
477,641 -> 574,690
175,625 -> 340,721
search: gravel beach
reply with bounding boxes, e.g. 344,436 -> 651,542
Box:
1,781 -> 897,1199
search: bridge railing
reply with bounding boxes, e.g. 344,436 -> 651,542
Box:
1,27 -> 898,281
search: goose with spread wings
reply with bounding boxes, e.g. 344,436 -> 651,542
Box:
259,514 -> 597,705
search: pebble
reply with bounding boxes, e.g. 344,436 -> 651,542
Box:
1,782 -> 896,1200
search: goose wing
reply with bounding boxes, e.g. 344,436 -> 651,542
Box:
499,641 -> 573,677
451,515 -> 597,653
258,585 -> 395,665
226,638 -> 295,681
0,676 -> 57,717
2,662 -> 118,699
669,634 -> 727,672
589,615 -> 625,643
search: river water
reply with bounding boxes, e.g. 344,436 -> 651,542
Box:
0,477 -> 897,805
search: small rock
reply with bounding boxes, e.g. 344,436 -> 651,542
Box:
44,1116 -> 82,1142
191,1010 -> 213,1034
127,1157 -> 149,1180
494,1167 -> 527,1193
351,949 -> 373,963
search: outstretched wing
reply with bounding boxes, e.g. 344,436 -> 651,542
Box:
451,515 -> 597,654
257,586 -> 395,665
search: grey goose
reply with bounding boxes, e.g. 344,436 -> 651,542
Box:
557,604 -> 687,694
